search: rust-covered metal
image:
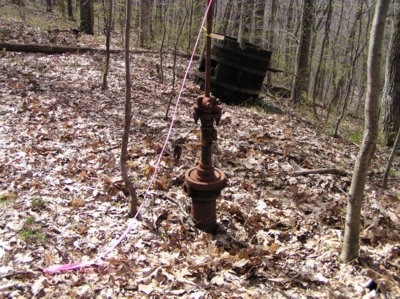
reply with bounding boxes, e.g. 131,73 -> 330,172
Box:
184,94 -> 226,233
183,0 -> 227,234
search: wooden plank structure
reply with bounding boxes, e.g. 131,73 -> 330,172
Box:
196,36 -> 273,105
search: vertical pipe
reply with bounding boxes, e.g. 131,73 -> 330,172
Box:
205,0 -> 213,97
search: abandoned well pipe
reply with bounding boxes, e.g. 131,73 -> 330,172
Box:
205,0 -> 213,97
184,0 -> 226,234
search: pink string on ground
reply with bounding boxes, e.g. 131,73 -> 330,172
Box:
43,0 -> 214,274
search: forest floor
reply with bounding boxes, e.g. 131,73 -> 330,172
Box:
1,10 -> 400,299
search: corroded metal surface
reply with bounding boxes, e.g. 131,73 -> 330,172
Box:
184,94 -> 226,233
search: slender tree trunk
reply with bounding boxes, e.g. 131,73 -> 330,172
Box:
323,0 -> 344,121
284,0 -> 294,83
80,0 -> 94,35
140,0 -> 151,47
333,3 -> 366,137
67,0 -> 74,20
61,0 -> 65,17
382,128 -> 400,189
381,6 -> 400,146
102,0 -> 112,90
165,0 -> 189,119
227,0 -> 239,37
187,0 -> 194,53
311,0 -> 332,116
159,0 -> 167,83
340,0 -> 389,264
46,0 -> 52,12
221,0 -> 233,35
237,0 -> 245,43
291,0 -> 314,104
122,0 -> 138,215
265,0 -> 277,86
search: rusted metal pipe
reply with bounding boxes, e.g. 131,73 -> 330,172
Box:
205,0 -> 213,97
184,94 -> 226,233
184,0 -> 226,234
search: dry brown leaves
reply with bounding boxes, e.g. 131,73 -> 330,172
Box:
1,17 -> 400,299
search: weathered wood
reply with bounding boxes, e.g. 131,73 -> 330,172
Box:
0,42 -> 199,59
196,36 -> 272,105
0,42 -> 122,54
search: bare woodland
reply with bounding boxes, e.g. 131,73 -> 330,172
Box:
0,0 -> 400,298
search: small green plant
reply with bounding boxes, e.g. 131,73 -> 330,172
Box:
32,197 -> 46,208
20,229 -> 35,239
389,168 -> 398,177
26,215 -> 36,225
20,216 -> 46,244
349,131 -> 363,143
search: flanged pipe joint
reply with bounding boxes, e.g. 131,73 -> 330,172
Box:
184,94 -> 227,234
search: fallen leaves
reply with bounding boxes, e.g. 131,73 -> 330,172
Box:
0,17 -> 400,299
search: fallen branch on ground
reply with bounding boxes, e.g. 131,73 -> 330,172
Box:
291,168 -> 350,176
163,195 -> 196,227
0,42 -> 122,54
0,42 -> 201,59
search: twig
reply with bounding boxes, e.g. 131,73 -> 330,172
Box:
163,195 -> 196,227
0,271 -> 34,279
291,168 -> 350,176
259,147 -> 304,164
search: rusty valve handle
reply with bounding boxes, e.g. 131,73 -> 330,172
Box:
193,95 -> 222,125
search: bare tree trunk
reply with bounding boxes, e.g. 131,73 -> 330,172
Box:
67,0 -> 74,20
80,0 -> 94,35
333,2 -> 366,137
122,0 -> 138,216
187,0 -> 194,53
237,0 -> 245,43
310,0 -> 332,116
102,0 -> 112,90
159,0 -> 167,83
46,0 -> 52,12
61,0 -> 65,17
291,0 -> 314,104
140,0 -> 151,47
381,6 -> 400,146
165,0 -> 189,119
265,0 -> 277,86
340,0 -> 389,264
382,128 -> 400,189
220,0 -> 233,35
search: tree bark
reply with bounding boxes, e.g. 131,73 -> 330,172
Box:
291,0 -> 314,104
382,128 -> 400,189
139,0 -> 151,47
121,0 -> 138,215
237,0 -> 245,43
333,2 -> 366,137
0,42 -> 122,53
381,6 -> 400,146
339,0 -> 389,264
61,0 -> 65,17
310,0 -> 332,116
46,0 -> 52,12
67,0 -> 74,20
102,0 -> 112,90
80,0 -> 94,35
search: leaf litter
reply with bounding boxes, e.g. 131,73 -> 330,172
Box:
0,17 -> 400,298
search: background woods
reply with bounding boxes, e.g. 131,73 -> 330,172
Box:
4,0 -> 399,138
1,0 -> 400,297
